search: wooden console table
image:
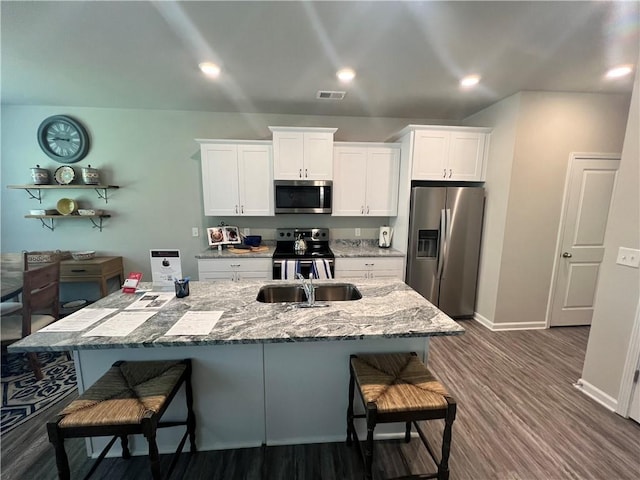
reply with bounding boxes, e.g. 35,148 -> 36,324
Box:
60,256 -> 124,298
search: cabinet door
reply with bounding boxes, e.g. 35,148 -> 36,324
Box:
201,144 -> 240,216
273,131 -> 304,180
238,145 -> 273,216
411,131 -> 449,180
449,132 -> 486,181
332,147 -> 367,216
365,147 -> 400,216
304,131 -> 334,180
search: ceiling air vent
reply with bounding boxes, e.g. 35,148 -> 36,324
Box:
316,90 -> 346,100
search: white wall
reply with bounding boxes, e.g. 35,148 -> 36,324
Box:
463,92 -> 630,328
0,106 -> 435,282
582,68 -> 640,402
464,93 -> 520,324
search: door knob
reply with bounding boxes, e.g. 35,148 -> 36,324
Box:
562,252 -> 572,258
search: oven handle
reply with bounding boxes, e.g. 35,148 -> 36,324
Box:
273,259 -> 334,266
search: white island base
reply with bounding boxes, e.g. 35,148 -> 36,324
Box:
75,337 -> 428,457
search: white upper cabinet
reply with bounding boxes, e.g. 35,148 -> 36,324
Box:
197,140 -> 273,216
269,127 -> 337,180
402,126 -> 491,181
333,143 -> 400,216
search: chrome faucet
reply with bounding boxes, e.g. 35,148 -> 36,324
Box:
296,272 -> 315,307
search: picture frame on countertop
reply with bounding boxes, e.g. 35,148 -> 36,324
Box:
207,226 -> 241,247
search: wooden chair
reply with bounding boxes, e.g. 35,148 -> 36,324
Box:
347,352 -> 457,480
47,359 -> 197,480
1,260 -> 61,380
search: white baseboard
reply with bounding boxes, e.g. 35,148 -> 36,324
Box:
473,312 -> 547,331
575,378 -> 618,412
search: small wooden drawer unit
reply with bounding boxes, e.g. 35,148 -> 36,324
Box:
60,256 -> 124,298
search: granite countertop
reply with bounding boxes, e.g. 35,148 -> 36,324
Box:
9,278 -> 463,352
196,245 -> 275,259
330,240 -> 405,258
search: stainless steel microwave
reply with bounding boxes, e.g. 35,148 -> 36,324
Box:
274,180 -> 332,214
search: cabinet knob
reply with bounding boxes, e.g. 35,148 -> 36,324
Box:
361,206 -> 364,214
366,206 -> 369,214
305,168 -> 308,178
562,252 -> 572,258
449,169 -> 453,178
443,169 -> 446,178
241,205 -> 244,214
299,169 -> 302,178
235,205 -> 238,214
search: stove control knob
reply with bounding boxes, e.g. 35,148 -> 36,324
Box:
286,232 -> 291,237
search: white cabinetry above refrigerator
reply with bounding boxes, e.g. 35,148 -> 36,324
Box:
333,143 -> 400,216
197,140 -> 273,216
398,125 -> 491,181
269,126 -> 337,180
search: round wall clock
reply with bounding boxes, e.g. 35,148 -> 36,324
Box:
37,115 -> 90,163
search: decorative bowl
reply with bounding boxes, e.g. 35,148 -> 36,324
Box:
244,235 -> 262,247
56,198 -> 77,215
71,250 -> 96,261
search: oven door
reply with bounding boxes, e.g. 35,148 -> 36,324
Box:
273,258 -> 335,280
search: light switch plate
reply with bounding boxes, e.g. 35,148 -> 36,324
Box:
244,228 -> 250,236
355,228 -> 361,237
191,227 -> 199,237
616,247 -> 640,268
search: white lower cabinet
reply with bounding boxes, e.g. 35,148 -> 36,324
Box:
333,143 -> 400,216
198,258 -> 272,282
334,257 -> 405,280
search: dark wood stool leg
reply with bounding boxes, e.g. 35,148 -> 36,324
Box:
364,402 -> 377,480
438,400 -> 457,480
405,421 -> 412,442
120,434 -> 131,459
142,418 -> 162,480
346,360 -> 356,445
185,360 -> 197,453
47,422 -> 70,480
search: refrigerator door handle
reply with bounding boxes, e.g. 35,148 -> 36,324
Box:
441,208 -> 452,277
437,208 -> 446,278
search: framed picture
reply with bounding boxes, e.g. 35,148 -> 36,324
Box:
207,226 -> 241,246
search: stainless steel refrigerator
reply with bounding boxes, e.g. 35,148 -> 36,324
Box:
406,186 -> 484,318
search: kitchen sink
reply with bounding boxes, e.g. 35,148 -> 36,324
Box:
256,283 -> 362,303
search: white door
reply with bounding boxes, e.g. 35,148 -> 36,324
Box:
366,147 -> 400,216
238,144 -> 273,216
303,131 -> 334,180
629,366 -> 640,424
449,132 -> 486,181
332,146 -> 367,216
411,130 -> 449,180
549,156 -> 620,327
201,144 -> 239,216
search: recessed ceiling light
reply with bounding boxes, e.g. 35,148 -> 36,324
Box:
606,65 -> 633,79
460,75 -> 481,88
199,62 -> 221,78
337,68 -> 356,83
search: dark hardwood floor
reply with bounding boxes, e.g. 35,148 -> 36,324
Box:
2,320 -> 639,479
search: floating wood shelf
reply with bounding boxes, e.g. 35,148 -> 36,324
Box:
8,185 -> 120,203
24,214 -> 112,232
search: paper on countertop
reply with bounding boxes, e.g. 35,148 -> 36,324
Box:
165,311 -> 223,336
125,292 -> 175,310
40,308 -> 118,332
83,311 -> 156,337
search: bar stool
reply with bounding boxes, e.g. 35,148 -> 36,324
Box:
347,352 -> 456,480
47,359 -> 196,480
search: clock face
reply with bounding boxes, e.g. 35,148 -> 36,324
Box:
37,115 -> 90,163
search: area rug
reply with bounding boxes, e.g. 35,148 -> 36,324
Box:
1,351 -> 77,435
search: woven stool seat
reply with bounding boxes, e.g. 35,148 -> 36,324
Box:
347,352 -> 456,480
48,359 -> 196,480
60,360 -> 187,428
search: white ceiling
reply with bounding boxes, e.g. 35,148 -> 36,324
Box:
2,1 -> 638,121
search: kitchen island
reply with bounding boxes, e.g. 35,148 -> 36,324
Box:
10,278 -> 463,456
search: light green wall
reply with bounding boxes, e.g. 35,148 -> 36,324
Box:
0,106 -> 434,280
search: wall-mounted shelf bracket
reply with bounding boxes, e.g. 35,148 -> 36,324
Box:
24,188 -> 43,203
38,217 -> 55,231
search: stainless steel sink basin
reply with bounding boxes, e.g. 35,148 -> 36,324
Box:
256,283 -> 362,303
